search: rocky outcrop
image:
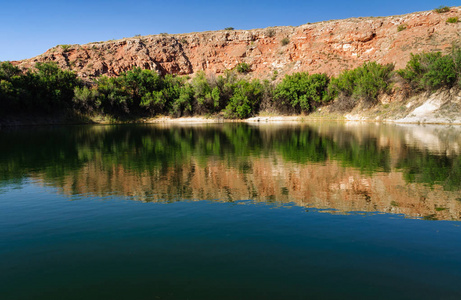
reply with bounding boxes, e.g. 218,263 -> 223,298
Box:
13,7 -> 461,79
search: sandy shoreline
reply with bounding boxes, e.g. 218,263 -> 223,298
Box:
3,114 -> 461,127
147,114 -> 461,126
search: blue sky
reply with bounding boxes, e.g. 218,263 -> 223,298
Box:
1,0 -> 459,61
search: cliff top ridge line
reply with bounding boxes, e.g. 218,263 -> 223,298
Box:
14,7 -> 461,79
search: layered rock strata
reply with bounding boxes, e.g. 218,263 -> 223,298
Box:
14,7 -> 461,79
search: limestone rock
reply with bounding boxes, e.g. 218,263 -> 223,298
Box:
13,7 -> 461,79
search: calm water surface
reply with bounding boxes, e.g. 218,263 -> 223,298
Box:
1,123 -> 461,299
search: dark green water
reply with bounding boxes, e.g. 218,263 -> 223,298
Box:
1,123 -> 461,299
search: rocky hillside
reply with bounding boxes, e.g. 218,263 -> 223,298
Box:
14,7 -> 461,79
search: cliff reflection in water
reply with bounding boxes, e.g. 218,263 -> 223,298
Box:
1,122 -> 461,220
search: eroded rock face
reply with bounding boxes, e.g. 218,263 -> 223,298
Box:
14,7 -> 461,79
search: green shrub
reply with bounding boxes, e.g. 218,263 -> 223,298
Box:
160,75 -> 191,116
171,83 -> 194,117
421,54 -> 456,89
95,76 -> 130,114
274,72 -> 330,112
434,6 -> 450,13
452,47 -> 461,88
137,73 -> 190,116
34,62 -> 81,107
281,37 -> 290,46
266,29 -> 276,37
224,27 -> 235,31
0,61 -> 21,80
191,71 -> 220,114
0,79 -> 17,113
73,86 -> 100,113
60,44 -> 71,52
212,70 -> 239,109
398,52 -> 457,90
236,62 -> 251,73
397,24 -> 407,32
224,79 -> 263,118
92,68 -> 164,116
447,17 -> 459,23
329,62 -> 394,103
0,61 -> 82,113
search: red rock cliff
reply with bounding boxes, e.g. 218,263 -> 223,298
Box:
15,7 -> 461,79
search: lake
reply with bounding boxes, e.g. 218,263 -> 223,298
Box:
1,122 -> 461,299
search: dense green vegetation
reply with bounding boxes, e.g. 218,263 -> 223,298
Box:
329,62 -> 394,104
398,48 -> 461,91
1,47 -> 460,120
0,62 -> 81,114
274,72 -> 330,112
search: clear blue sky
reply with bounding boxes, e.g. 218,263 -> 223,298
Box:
1,0 -> 459,61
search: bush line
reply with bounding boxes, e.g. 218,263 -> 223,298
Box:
1,48 -> 461,119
